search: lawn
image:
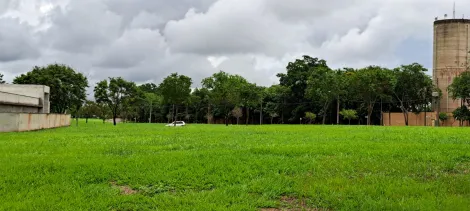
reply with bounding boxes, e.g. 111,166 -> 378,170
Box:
0,122 -> 469,210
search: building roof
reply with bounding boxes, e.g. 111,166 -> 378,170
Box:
434,19 -> 470,25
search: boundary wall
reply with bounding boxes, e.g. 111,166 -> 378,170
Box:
0,113 -> 71,132
383,112 -> 460,127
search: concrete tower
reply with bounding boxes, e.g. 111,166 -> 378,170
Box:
433,18 -> 470,112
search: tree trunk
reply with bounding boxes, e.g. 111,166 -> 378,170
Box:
224,104 -> 228,126
367,102 -> 373,126
402,110 -> 409,126
113,115 -> 117,126
207,104 -> 211,124
281,109 -> 284,124
149,101 -> 152,123
259,106 -> 262,125
349,119 -> 351,125
103,119 -> 105,124
237,117 -> 239,125
389,109 -> 391,126
337,97 -> 340,125
174,105 -> 178,126
246,107 -> 250,125
322,102 -> 330,125
271,117 -> 273,124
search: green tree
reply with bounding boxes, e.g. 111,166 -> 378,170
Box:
231,107 -> 243,125
277,56 -> 329,123
0,73 -> 5,84
159,73 -> 192,124
452,106 -> 470,127
13,64 -> 88,114
139,83 -> 159,94
94,77 -> 137,126
97,103 -> 111,124
264,101 -> 279,124
240,82 -> 262,125
304,112 -> 316,124
264,85 -> 290,124
448,71 -> 470,106
191,88 -> 211,124
306,67 -> 343,124
143,92 -> 161,123
340,109 -> 358,125
393,63 -> 434,126
202,71 -> 248,126
350,66 -> 396,125
439,112 -> 448,125
81,101 -> 101,123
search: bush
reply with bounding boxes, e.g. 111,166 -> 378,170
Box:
340,109 -> 358,124
439,112 -> 448,122
304,112 -> 316,124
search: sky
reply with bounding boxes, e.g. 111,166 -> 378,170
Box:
1,0 -> 469,88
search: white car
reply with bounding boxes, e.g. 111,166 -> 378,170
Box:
166,121 -> 186,127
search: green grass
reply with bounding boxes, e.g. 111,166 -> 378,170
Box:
0,122 -> 469,210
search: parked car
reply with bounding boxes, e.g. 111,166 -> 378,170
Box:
166,121 -> 186,127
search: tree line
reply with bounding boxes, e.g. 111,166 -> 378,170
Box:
5,55 -> 456,126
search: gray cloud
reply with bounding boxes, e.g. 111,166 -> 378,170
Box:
1,0 -> 470,87
0,18 -> 40,62
43,0 -> 123,53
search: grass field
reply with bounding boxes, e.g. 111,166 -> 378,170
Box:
0,122 -> 469,210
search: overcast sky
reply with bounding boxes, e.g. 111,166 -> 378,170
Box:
1,0 -> 469,88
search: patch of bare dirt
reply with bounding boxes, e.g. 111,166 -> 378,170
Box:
110,181 -> 138,195
260,196 -> 330,211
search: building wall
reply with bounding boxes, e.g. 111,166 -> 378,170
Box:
433,19 -> 470,113
0,84 -> 50,113
383,112 -> 460,127
0,113 -> 71,132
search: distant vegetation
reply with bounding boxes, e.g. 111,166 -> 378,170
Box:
11,55 -> 470,126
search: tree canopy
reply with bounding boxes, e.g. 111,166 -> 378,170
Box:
94,77 -> 137,125
13,64 -> 88,114
7,56 -> 445,126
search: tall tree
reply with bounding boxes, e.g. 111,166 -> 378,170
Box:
0,73 -> 5,84
94,77 -> 137,126
202,71 -> 248,126
139,83 -> 159,94
240,82 -> 260,125
97,103 -> 111,124
81,101 -> 101,123
306,67 -> 342,124
448,71 -> 470,106
158,73 -> 192,124
277,56 -> 329,123
453,106 -> 470,127
264,85 -> 290,123
393,63 -> 433,126
143,92 -> 161,123
350,66 -> 396,125
13,64 -> 88,114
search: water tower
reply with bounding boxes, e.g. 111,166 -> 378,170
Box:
433,14 -> 470,112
